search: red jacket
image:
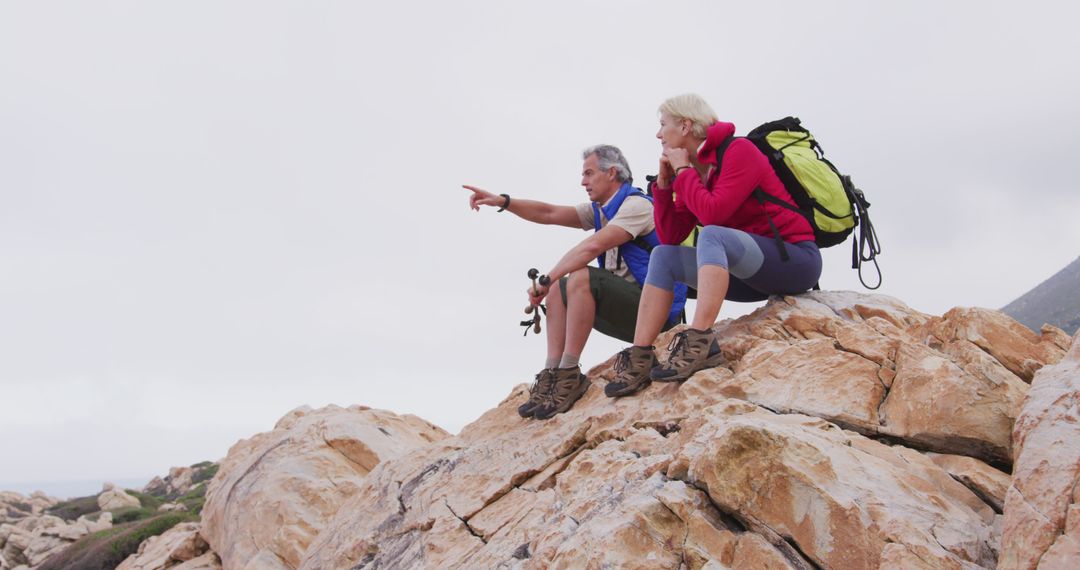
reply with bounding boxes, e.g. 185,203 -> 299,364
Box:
652,121 -> 815,245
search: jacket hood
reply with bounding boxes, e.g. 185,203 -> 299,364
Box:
697,121 -> 736,165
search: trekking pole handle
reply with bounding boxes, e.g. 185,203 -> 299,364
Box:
538,275 -> 551,287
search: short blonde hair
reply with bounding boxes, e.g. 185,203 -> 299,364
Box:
659,94 -> 718,139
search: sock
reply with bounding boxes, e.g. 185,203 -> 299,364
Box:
545,356 -> 560,370
558,354 -> 580,369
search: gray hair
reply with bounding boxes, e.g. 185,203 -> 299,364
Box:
582,144 -> 632,183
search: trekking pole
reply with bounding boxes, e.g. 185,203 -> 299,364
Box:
521,269 -> 550,336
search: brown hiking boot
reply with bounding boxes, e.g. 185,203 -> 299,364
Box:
651,328 -> 725,383
518,368 -> 555,418
532,367 -> 590,420
604,346 -> 657,398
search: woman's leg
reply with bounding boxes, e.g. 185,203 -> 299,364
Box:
606,245 -> 697,398
635,245 -> 698,346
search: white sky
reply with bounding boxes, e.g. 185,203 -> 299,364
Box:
2,1 -> 1079,494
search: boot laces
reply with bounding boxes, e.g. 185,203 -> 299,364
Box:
614,348 -> 632,375
667,331 -> 691,360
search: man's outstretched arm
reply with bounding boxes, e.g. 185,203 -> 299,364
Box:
463,185 -> 581,228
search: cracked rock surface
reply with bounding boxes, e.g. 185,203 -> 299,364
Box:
195,291 -> 1072,569
199,404 -> 449,570
998,327 -> 1080,569
288,291 -> 1068,569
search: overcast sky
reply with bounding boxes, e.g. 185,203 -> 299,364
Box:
2,1 -> 1078,495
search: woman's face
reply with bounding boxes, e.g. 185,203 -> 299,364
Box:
657,112 -> 691,150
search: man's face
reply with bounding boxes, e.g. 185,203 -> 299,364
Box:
581,154 -> 619,203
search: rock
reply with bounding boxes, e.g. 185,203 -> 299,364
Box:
98,488 -> 141,511
172,551 -> 222,570
165,467 -> 195,497
693,292 -> 1048,465
22,534 -> 67,567
143,477 -> 167,496
172,292 -> 1069,568
200,404 -> 449,570
999,330 -> 1080,569
300,321 -> 1005,570
157,503 -> 187,513
117,522 -> 208,570
927,453 -> 1010,513
102,482 -> 117,492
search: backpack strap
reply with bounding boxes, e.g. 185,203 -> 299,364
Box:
716,139 -> 790,262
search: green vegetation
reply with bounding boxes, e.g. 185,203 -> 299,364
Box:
124,489 -> 164,511
38,512 -> 198,570
46,495 -> 101,521
191,463 -> 219,485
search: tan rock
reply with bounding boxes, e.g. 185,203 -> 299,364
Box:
157,503 -> 187,513
98,487 -> 141,511
692,292 -> 1037,465
915,306 -> 1067,383
927,453 -> 1010,513
172,551 -> 222,570
143,476 -> 167,496
165,467 -> 195,497
677,407 -> 996,569
117,522 -> 207,570
999,331 -> 1080,569
200,404 -> 448,570
301,359 -> 996,569
23,534 -> 67,566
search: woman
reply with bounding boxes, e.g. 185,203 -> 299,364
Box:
604,94 -> 822,397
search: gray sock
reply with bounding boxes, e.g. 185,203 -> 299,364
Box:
545,356 -> 560,370
558,354 -> 580,369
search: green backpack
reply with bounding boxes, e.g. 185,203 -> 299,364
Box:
725,117 -> 881,289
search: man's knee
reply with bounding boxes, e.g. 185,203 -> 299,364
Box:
566,267 -> 590,292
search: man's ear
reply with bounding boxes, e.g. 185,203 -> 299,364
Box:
607,167 -> 618,181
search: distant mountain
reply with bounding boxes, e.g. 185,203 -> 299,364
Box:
1002,255 -> 1080,335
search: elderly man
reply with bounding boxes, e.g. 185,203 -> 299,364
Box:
464,145 -> 685,420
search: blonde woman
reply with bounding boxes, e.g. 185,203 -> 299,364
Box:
604,94 -> 822,397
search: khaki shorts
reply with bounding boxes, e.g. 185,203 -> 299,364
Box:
559,267 -> 678,344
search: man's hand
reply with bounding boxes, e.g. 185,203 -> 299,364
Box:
528,283 -> 550,306
662,147 -> 691,170
463,185 -> 505,211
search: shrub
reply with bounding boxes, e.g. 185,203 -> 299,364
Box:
110,507 -> 156,524
191,463 -> 219,485
124,489 -> 163,511
37,512 -> 197,570
46,495 -> 101,521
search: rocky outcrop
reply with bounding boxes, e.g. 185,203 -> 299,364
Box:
293,292 -> 1068,569
98,484 -> 141,511
0,511 -> 112,569
199,404 -> 449,570
999,329 -> 1080,569
117,522 -> 218,570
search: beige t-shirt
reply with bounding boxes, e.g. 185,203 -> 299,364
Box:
574,194 -> 656,284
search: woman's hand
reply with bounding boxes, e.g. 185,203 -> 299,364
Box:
656,155 -> 674,189
662,147 -> 691,170
463,185 -> 504,211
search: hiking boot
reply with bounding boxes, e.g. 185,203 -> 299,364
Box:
651,328 -> 726,383
518,368 -> 556,418
532,367 -> 591,420
604,346 -> 658,398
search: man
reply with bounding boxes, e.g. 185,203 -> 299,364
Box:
464,145 -> 683,420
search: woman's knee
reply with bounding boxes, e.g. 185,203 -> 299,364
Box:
645,245 -> 695,291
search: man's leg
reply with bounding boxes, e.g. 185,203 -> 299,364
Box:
559,267 -> 595,367
544,280 -> 568,369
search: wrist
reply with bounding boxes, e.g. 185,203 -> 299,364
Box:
674,165 -> 691,176
497,193 -> 511,212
